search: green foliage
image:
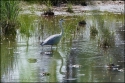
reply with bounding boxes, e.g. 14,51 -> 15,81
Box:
43,0 -> 52,12
0,0 -> 20,35
66,2 -> 74,13
42,0 -> 54,15
18,15 -> 37,37
65,19 -> 76,35
23,0 -> 87,5
45,0 -> 52,8
23,0 -> 42,4
89,14 -> 117,48
1,0 -> 20,21
96,16 -> 115,48
90,26 -> 98,36
28,58 -> 37,63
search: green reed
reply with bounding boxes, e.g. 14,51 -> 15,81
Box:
92,14 -> 115,48
18,14 -> 38,37
43,0 -> 53,13
1,0 -> 20,35
66,2 -> 74,13
90,26 -> 98,37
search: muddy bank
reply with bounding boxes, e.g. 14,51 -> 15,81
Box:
19,1 -> 124,16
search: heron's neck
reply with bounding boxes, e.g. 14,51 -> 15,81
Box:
60,22 -> 63,36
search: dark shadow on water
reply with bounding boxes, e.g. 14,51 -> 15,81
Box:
63,47 -> 78,82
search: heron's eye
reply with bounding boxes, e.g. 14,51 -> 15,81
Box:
60,19 -> 63,21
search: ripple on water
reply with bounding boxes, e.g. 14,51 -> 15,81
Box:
65,78 -> 77,81
77,74 -> 85,76
7,48 -> 13,49
14,52 -> 20,54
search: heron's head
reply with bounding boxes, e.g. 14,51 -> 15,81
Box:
59,19 -> 64,23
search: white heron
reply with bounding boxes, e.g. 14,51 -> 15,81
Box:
40,19 -> 64,48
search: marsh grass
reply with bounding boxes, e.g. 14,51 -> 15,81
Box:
98,30 -> 115,48
93,15 -> 115,48
59,15 -> 87,43
29,6 -> 35,14
23,0 -> 42,4
18,14 -> 38,37
66,2 -> 74,13
40,17 -> 57,34
64,19 -> 77,40
43,0 -> 54,16
1,0 -> 20,35
90,26 -> 98,37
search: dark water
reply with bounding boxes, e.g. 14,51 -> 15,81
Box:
1,14 -> 124,82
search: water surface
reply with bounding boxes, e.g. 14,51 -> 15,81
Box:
1,13 -> 124,82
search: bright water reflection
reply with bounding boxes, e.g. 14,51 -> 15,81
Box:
1,14 -> 124,82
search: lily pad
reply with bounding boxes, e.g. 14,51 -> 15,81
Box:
28,58 -> 37,63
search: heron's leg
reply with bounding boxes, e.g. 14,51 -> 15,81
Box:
51,45 -> 52,51
42,46 -> 43,51
56,45 -> 58,51
51,49 -> 53,55
44,46 -> 52,55
51,45 -> 53,55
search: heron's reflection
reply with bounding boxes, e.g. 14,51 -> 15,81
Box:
41,45 -> 78,82
52,48 -> 78,83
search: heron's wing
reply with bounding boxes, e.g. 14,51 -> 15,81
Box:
42,34 -> 61,45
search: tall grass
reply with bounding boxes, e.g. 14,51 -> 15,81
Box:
18,15 -> 37,38
90,26 -> 98,37
43,0 -> 53,15
23,0 -> 87,5
94,15 -> 115,48
23,0 -> 42,4
66,2 -> 74,13
0,0 -> 20,35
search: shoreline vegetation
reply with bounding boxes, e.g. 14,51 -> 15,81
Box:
19,0 -> 124,16
0,0 -> 124,35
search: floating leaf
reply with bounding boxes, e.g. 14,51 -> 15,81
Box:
28,58 -> 37,63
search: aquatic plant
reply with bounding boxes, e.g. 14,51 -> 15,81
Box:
23,0 -> 88,6
28,58 -> 37,63
23,0 -> 42,4
43,0 -> 54,16
81,1 -> 87,6
0,0 -> 20,35
18,15 -> 37,37
64,20 -> 76,37
66,2 -> 74,13
99,27 -> 115,48
90,14 -> 115,48
78,20 -> 86,27
29,6 -> 35,14
90,26 -> 98,36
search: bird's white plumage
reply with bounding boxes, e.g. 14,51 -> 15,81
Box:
42,34 -> 61,44
40,19 -> 64,46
